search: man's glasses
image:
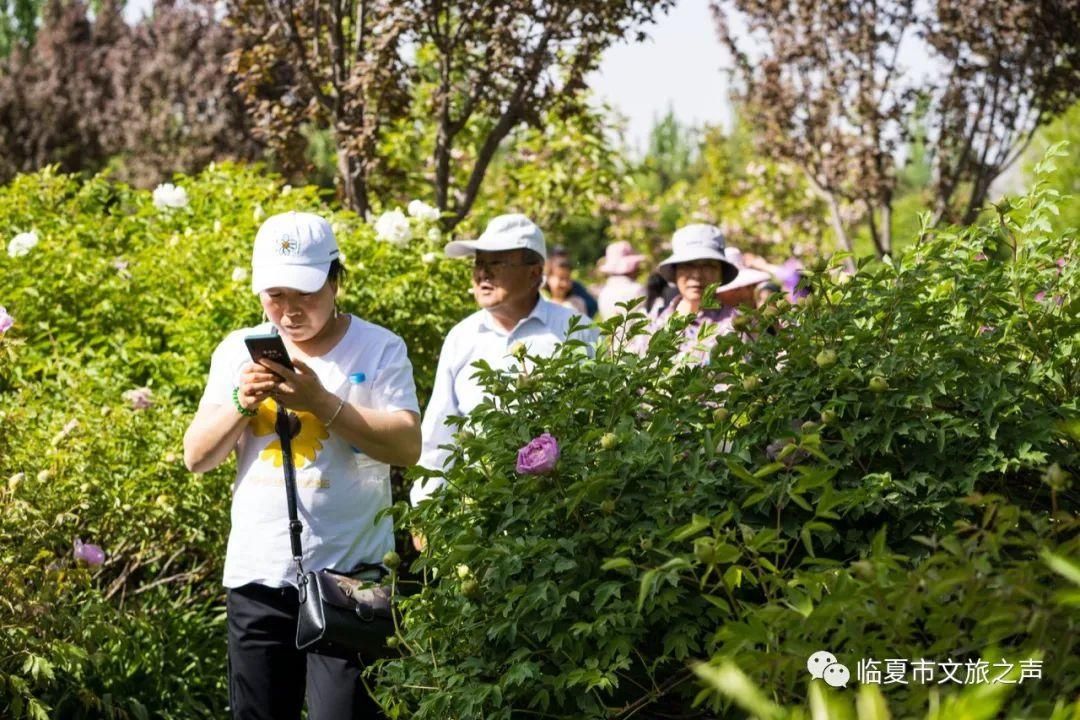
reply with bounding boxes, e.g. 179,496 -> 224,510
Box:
473,259 -> 534,273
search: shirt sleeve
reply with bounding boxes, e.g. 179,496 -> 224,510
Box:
411,333 -> 461,505
198,334 -> 242,408
371,337 -> 420,415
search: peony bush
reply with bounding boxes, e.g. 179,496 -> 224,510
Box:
0,164 -> 472,717
0,149 -> 1075,719
378,148 -> 1078,718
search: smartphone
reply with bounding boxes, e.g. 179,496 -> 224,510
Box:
244,333 -> 295,372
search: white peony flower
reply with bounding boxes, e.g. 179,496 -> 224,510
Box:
426,226 -> 442,243
232,267 -> 248,282
421,252 -> 438,264
373,209 -> 412,247
152,183 -> 189,210
7,231 -> 39,258
407,200 -> 441,222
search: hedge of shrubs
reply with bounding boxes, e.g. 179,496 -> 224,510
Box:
0,164 -> 472,718
0,149 -> 1076,718
380,148 -> 1078,718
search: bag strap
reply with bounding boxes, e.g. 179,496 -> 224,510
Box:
276,405 -> 305,578
269,325 -> 305,582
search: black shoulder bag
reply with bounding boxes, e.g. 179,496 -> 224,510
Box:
274,404 -> 396,659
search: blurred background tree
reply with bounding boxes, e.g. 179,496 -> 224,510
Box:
227,0 -> 677,225
0,0 -> 262,186
712,0 -> 1080,259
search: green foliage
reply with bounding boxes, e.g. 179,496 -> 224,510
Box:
0,0 -> 38,56
1028,102 -> 1080,236
0,163 -> 473,716
376,152 -> 1078,717
610,116 -> 831,261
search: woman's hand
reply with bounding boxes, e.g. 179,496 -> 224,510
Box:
236,361 -> 279,413
260,358 -> 335,417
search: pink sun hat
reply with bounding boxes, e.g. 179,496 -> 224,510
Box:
597,241 -> 646,276
717,247 -> 772,291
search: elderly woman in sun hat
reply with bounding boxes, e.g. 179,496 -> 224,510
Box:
596,240 -> 648,319
630,223 -> 741,364
183,211 -> 421,719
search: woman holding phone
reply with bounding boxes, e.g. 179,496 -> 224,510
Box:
183,211 -> 421,719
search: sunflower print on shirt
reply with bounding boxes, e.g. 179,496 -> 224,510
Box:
250,398 -> 330,469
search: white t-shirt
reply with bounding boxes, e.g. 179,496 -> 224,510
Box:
199,315 -> 420,589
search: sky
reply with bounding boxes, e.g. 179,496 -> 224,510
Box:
590,0 -> 734,155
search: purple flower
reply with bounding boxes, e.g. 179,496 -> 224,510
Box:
73,538 -> 105,566
978,325 -> 994,335
1035,291 -> 1047,303
974,252 -> 987,261
516,433 -> 560,475
123,386 -> 154,410
0,306 -> 12,334
1057,257 -> 1066,274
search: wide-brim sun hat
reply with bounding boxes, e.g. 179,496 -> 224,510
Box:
716,246 -> 772,291
656,224 -> 738,284
444,213 -> 547,261
598,240 -> 646,275
251,211 -> 340,294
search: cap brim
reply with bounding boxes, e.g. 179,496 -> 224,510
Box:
444,239 -> 482,258
444,237 -> 547,260
251,262 -> 331,294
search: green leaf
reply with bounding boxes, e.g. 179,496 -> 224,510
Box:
670,513 -> 712,541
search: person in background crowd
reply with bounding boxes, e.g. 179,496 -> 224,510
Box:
631,224 -> 740,365
644,271 -> 679,317
411,214 -> 598,509
743,254 -> 807,304
549,245 -> 599,318
596,240 -> 647,319
716,247 -> 772,310
542,255 -> 589,316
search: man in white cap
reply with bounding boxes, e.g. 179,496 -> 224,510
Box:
410,213 -> 598,506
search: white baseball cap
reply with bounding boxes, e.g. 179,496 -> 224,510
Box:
251,211 -> 340,294
656,224 -> 738,283
443,213 -> 547,261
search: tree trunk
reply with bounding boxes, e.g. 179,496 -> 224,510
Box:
879,201 -> 892,257
337,148 -> 368,217
822,189 -> 856,272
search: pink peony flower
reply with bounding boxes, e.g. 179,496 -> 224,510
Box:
974,253 -> 987,261
516,433 -> 560,475
123,386 -> 154,410
1035,291 -> 1047,303
0,306 -> 12,334
978,325 -> 994,335
73,538 -> 105,566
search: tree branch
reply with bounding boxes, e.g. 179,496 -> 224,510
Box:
265,0 -> 333,112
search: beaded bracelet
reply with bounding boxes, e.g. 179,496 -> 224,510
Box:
232,387 -> 257,417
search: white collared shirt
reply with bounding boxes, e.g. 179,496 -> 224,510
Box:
410,296 -> 597,504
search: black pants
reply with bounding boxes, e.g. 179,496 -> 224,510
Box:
226,583 -> 383,720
